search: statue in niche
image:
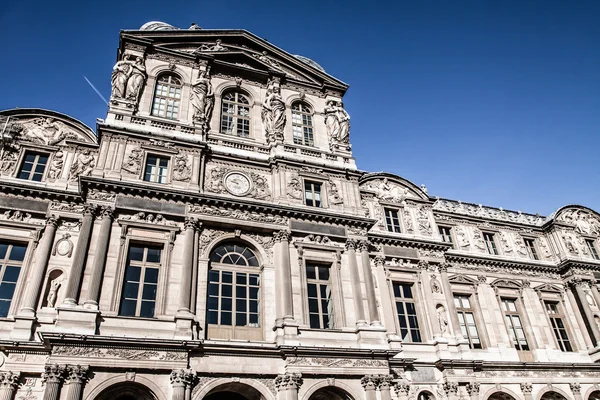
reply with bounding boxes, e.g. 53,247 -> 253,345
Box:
190,69 -> 215,133
436,304 -> 448,335
46,278 -> 62,308
47,151 -> 64,180
69,149 -> 95,181
324,100 -> 350,150
262,78 -> 286,144
563,233 -> 578,254
172,154 -> 192,182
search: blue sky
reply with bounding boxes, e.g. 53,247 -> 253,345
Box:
1,1 -> 598,216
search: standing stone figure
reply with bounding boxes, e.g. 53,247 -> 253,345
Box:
69,149 -> 96,181
262,79 -> 286,143
47,278 -> 62,308
111,54 -> 147,109
111,56 -> 132,99
324,100 -> 350,150
125,57 -> 147,103
190,69 -> 215,133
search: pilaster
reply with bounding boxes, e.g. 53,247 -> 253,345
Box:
361,375 -> 378,400
170,369 -> 195,400
274,373 -> 302,400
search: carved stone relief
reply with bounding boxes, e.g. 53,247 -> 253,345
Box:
361,178 -> 412,203
558,208 -> 600,235
120,212 -> 178,226
262,77 -> 286,144
172,154 -> 192,182
562,232 -> 579,254
189,204 -> 288,225
287,177 -> 303,200
69,149 -> 96,182
206,167 -> 271,200
513,234 -> 528,257
416,206 -> 432,235
455,226 -> 470,249
52,233 -> 73,257
0,144 -> 20,174
328,179 -> 344,205
122,147 -> 143,174
52,346 -> 187,361
47,151 -> 64,180
434,199 -> 545,226
1,210 -> 33,223
324,100 -> 350,151
403,209 -> 414,233
110,52 -> 147,110
472,229 -> 486,252
9,117 -> 78,145
499,231 -> 514,254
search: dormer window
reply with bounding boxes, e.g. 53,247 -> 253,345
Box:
220,91 -> 250,137
151,74 -> 182,120
291,102 -> 314,146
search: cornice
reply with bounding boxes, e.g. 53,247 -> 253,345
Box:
445,251 -> 559,272
558,259 -> 600,274
434,359 -> 600,372
0,181 -> 81,204
369,232 -> 452,252
39,332 -> 201,351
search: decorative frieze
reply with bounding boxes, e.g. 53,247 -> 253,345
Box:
433,199 -> 544,226
189,204 -> 288,225
286,357 -> 387,368
52,346 -> 187,361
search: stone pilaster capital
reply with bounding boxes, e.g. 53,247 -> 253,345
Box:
345,239 -> 357,251
170,369 -> 195,387
0,371 -> 19,389
438,262 -> 450,273
466,382 -> 480,395
522,279 -> 531,288
65,365 -> 89,384
377,375 -> 394,390
82,204 -> 97,217
274,373 -> 302,391
395,383 -> 410,396
417,260 -> 430,270
100,206 -> 114,220
374,255 -> 386,266
442,381 -> 458,395
360,375 -> 378,391
477,275 -> 487,284
520,383 -> 533,394
184,217 -> 199,231
42,364 -> 66,384
46,215 -> 60,228
273,230 -> 291,243
570,383 -> 581,394
358,240 -> 371,252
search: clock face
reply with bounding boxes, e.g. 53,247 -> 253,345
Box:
224,172 -> 251,196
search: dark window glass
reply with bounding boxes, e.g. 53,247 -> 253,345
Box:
220,91 -> 251,137
385,209 -> 401,233
18,152 -> 49,182
501,298 -> 529,351
483,232 -> 498,255
292,102 -> 314,146
0,242 -> 27,317
304,181 -> 322,207
439,226 -> 453,244
306,264 -> 333,329
524,238 -> 538,260
586,240 -> 600,260
119,245 -> 162,318
393,282 -> 421,342
454,294 -> 482,349
545,301 -> 573,352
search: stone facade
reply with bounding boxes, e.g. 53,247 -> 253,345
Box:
0,20 -> 598,400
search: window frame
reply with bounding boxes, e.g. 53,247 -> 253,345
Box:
453,293 -> 483,349
143,153 -> 170,184
151,73 -> 183,120
585,239 -> 600,260
219,90 -> 252,138
0,240 -> 29,318
544,300 -> 573,352
483,232 -> 499,255
17,150 -> 50,182
291,101 -> 315,146
384,208 -> 402,233
523,237 -> 539,260
304,262 -> 335,329
438,225 -> 454,245
500,297 -> 530,351
304,180 -> 323,208
391,281 -> 423,343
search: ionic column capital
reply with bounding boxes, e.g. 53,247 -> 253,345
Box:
274,373 -> 302,391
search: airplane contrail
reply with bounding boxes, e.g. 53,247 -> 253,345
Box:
84,75 -> 109,105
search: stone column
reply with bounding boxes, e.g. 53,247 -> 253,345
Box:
572,279 -> 600,346
65,365 -> 89,400
359,241 -> 380,325
439,263 -> 464,340
170,369 -> 194,400
0,372 -> 19,400
565,286 -> 594,349
443,381 -> 459,400
178,218 -> 198,315
590,280 -> 600,314
570,383 -> 582,400
273,230 -> 294,322
346,240 -> 367,326
42,364 -> 65,400
395,383 -> 410,400
520,383 -> 533,400
20,216 -> 59,315
378,375 -> 393,400
84,206 -> 114,307
62,205 -> 96,306
274,373 -> 302,400
361,375 -> 378,400
418,261 -> 441,339
518,286 -> 538,350
466,382 -> 480,400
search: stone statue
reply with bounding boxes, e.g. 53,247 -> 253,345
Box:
436,304 -> 448,335
125,56 -> 147,103
111,54 -> 147,108
47,151 -> 64,180
262,79 -> 286,143
198,39 -> 227,52
190,69 -> 215,133
47,278 -> 62,308
172,154 -> 191,182
324,100 -> 350,150
287,177 -> 303,200
69,149 -> 95,181
111,56 -> 132,99
122,147 -> 143,174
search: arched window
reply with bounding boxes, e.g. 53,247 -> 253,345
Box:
207,241 -> 261,340
220,91 -> 250,137
291,102 -> 314,146
151,74 -> 182,120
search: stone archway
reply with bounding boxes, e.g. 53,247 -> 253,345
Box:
489,393 -> 518,400
308,386 -> 354,400
203,382 -> 266,400
93,382 -> 157,400
541,392 -> 568,400
588,391 -> 600,400
417,390 -> 436,400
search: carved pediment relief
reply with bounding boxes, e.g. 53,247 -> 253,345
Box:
0,109 -> 98,147
490,279 -> 522,289
448,274 -> 479,286
554,206 -> 600,236
359,174 -> 427,204
533,283 -> 563,293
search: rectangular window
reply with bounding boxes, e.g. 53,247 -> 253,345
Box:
544,301 -> 572,352
439,226 -> 453,244
17,151 -> 49,182
483,232 -> 498,255
385,208 -> 401,233
304,181 -> 322,207
524,238 -> 538,260
393,282 -> 421,342
306,264 -> 333,329
119,245 -> 162,318
501,298 -> 529,351
454,294 -> 482,349
207,270 -> 260,328
586,239 -> 600,260
0,242 -> 27,317
143,155 -> 169,184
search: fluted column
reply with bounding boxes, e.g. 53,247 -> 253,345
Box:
274,373 -> 302,400
466,382 -> 480,400
439,263 -> 464,340
395,383 -> 410,400
346,240 -> 367,326
518,285 -> 538,350
84,206 -> 114,307
170,369 -> 194,400
20,216 -> 59,315
65,365 -> 88,400
0,372 -> 19,400
178,218 -> 198,315
359,241 -> 380,325
274,230 -> 294,322
378,376 -> 393,400
42,364 -> 65,400
565,286 -> 593,348
572,279 -> 600,346
361,375 -> 378,400
520,383 -> 533,400
62,205 -> 96,306
570,383 -> 582,400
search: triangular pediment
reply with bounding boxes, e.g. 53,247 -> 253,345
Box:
448,274 -> 479,286
121,30 -> 347,91
0,108 -> 98,147
490,279 -> 522,289
533,283 -> 564,293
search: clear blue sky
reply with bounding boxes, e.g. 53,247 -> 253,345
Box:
1,1 -> 598,216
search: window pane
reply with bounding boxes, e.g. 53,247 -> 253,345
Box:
8,245 -> 26,261
144,268 -> 159,284
140,301 -> 155,318
142,284 -> 156,300
0,283 -> 16,300
128,247 -> 144,262
146,248 -> 162,263
123,282 -> 139,299
125,266 -> 141,282
3,266 -> 20,282
120,299 -> 137,316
